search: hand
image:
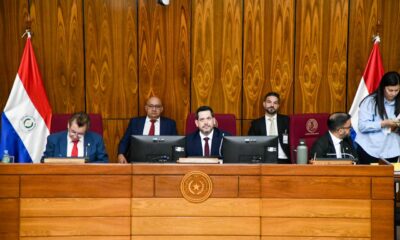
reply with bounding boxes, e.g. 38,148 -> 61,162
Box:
117,154 -> 128,164
381,119 -> 400,128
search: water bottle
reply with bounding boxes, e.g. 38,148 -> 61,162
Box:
296,139 -> 308,164
2,150 -> 10,163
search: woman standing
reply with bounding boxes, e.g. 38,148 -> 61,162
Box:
356,71 -> 400,164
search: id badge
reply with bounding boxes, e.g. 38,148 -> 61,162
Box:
283,133 -> 288,144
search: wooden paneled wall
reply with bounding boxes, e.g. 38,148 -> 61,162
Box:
1,0 -> 400,162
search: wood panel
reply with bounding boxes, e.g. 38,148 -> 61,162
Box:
131,198 -> 260,216
243,0 -> 294,118
191,0 -> 242,116
261,218 -> 370,237
262,237 -> 369,240
242,119 -> 253,135
1,1 -> 400,149
294,0 -> 348,113
261,176 -> 370,199
371,177 -> 393,199
131,217 -> 260,235
132,175 -> 154,197
84,0 -> 137,118
239,175 -> 260,198
103,119 -> 130,163
0,0 -> 28,111
261,199 -> 370,218
30,0 -> 85,113
21,175 -> 131,197
131,163 -> 261,175
138,0 -> 190,134
21,237 -> 130,240
154,175 -> 239,197
20,217 -> 130,237
260,164 -> 393,176
371,200 -> 393,240
131,237 -> 259,240
381,0 -> 400,72
21,198 -> 131,217
347,0 -> 380,111
0,199 -> 19,237
0,164 -> 395,238
0,175 -> 19,197
0,164 -> 131,175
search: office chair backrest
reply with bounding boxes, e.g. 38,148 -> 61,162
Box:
289,113 -> 329,163
185,113 -> 237,136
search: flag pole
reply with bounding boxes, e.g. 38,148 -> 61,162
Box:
21,13 -> 32,39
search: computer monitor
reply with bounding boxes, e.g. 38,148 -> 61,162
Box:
222,136 -> 278,163
127,135 -> 186,163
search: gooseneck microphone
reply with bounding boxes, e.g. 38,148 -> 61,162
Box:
85,143 -> 91,160
218,133 -> 225,157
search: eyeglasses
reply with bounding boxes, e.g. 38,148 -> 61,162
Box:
341,126 -> 352,130
146,104 -> 162,109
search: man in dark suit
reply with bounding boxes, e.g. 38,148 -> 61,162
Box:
248,92 -> 290,164
311,112 -> 357,159
43,112 -> 108,163
186,106 -> 229,157
118,96 -> 177,163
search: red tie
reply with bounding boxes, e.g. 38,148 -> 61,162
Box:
71,140 -> 79,157
204,137 -> 210,156
148,119 -> 156,136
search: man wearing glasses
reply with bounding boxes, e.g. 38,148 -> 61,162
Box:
43,112 -> 109,163
117,96 -> 177,163
310,112 -> 357,159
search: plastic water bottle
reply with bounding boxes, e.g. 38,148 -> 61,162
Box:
296,139 -> 308,164
2,150 -> 10,163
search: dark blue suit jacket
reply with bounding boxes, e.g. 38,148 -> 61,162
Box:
43,131 -> 109,163
185,128 -> 229,157
118,116 -> 178,155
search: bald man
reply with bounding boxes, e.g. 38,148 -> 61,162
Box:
118,96 -> 177,163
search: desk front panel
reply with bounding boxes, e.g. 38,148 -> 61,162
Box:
0,164 -> 393,240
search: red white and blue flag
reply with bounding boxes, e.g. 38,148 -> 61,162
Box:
0,34 -> 52,163
349,36 -> 384,138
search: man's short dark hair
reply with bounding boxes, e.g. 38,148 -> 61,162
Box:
68,112 -> 91,129
327,112 -> 351,132
264,92 -> 280,102
195,106 -> 214,120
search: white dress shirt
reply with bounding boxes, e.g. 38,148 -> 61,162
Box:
199,130 -> 214,156
329,131 -> 342,158
142,117 -> 160,135
264,115 -> 288,159
67,135 -> 85,157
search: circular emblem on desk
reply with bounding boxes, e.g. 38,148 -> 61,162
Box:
180,171 -> 212,203
306,118 -> 318,133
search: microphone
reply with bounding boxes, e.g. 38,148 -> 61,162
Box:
341,152 -> 357,161
326,152 -> 357,162
340,142 -> 357,161
218,133 -> 225,158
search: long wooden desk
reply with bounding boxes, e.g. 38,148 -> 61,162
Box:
0,164 -> 394,240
